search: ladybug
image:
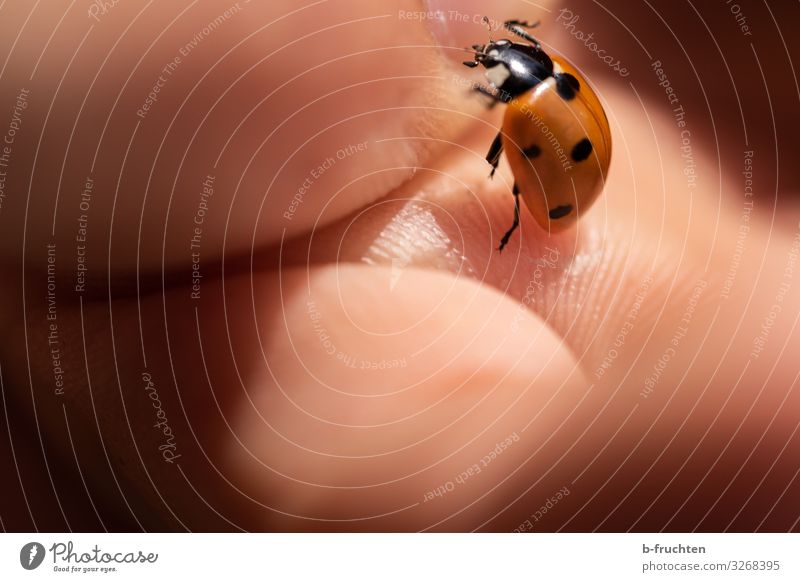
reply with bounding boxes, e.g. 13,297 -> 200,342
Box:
463,19 -> 611,250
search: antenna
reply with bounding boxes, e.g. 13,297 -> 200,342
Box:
482,16 -> 494,41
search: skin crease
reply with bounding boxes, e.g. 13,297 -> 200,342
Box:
0,0 -> 799,532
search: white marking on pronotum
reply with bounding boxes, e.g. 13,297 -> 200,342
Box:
486,63 -> 511,88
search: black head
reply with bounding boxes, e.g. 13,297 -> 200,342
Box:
468,39 -> 554,100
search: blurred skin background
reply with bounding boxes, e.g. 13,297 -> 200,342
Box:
0,0 -> 798,531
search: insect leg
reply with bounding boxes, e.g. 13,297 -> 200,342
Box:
473,84 -> 507,109
503,19 -> 542,48
498,183 -> 521,252
505,19 -> 540,28
485,131 -> 503,178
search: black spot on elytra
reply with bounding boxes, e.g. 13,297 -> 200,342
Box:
571,138 -> 593,162
549,205 -> 573,219
522,144 -> 541,158
555,73 -> 581,100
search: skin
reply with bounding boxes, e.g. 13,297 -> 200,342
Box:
0,0 -> 799,531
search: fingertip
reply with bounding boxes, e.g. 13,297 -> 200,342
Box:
221,264 -> 586,529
